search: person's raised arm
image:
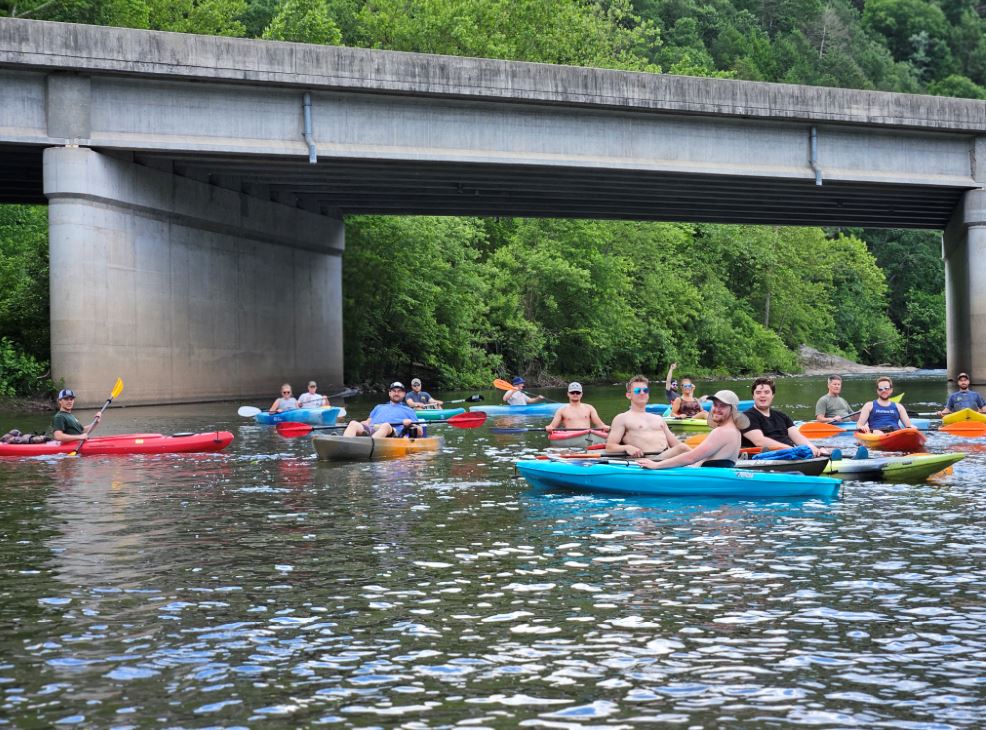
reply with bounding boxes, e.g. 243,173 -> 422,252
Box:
665,363 -> 677,392
502,389 -> 514,403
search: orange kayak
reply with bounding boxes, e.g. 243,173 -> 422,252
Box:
854,427 -> 926,453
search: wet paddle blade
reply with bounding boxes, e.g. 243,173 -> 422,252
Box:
798,422 -> 846,438
111,377 -> 124,399
938,422 -> 986,437
448,411 -> 487,428
238,406 -> 262,417
276,422 -> 315,438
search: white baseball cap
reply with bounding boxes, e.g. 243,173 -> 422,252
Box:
567,382 -> 583,393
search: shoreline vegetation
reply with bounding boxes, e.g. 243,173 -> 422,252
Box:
1,1 -> 960,394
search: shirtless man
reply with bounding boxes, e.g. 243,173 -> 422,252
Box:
638,390 -> 746,469
605,375 -> 691,460
545,382 -> 609,434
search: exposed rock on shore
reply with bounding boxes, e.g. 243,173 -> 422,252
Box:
798,345 -> 918,376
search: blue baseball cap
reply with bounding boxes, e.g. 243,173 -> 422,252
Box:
57,388 -> 76,399
511,376 -> 525,386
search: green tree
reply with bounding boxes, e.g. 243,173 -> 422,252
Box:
0,205 -> 49,362
262,0 -> 341,43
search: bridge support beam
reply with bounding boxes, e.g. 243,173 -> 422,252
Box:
943,187 -> 986,386
44,146 -> 344,406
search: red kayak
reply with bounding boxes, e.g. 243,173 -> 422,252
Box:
0,431 -> 234,457
854,427 -> 926,453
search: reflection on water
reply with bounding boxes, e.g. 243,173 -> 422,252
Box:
1,375 -> 984,727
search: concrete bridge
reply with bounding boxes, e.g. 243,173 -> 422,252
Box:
1,18 -> 985,404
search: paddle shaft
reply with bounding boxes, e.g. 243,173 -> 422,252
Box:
73,378 -> 124,456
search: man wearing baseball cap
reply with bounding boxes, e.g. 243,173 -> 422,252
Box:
638,389 -> 747,469
938,372 -> 986,416
406,378 -> 444,410
502,376 -> 545,406
545,382 -> 609,437
51,388 -> 102,444
342,381 -> 423,438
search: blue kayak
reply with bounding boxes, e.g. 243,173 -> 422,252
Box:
255,407 -> 342,426
515,459 -> 840,499
470,403 -> 565,417
647,399 -> 753,416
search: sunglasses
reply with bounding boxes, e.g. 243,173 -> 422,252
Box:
281,391 -> 291,395
569,391 -> 582,395
877,386 -> 892,391
632,386 -> 649,395
682,384 -> 695,389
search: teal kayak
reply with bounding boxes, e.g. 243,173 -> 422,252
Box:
516,459 -> 840,498
470,403 -> 565,417
255,407 -> 342,426
410,407 -> 465,421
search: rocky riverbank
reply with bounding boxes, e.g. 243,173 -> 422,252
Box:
798,345 -> 918,376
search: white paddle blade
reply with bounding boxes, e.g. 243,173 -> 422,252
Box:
238,406 -> 262,417
337,407 -> 347,419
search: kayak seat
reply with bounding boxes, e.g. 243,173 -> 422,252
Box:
854,446 -> 869,460
830,448 -> 842,462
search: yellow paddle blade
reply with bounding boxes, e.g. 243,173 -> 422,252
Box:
891,393 -> 904,403
111,377 -> 124,399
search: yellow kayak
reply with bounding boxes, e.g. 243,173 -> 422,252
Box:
942,408 -> 986,425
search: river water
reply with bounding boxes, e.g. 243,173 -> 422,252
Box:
1,374 -> 984,728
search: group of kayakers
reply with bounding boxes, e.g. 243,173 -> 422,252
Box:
29,369 -> 986,456
269,381 -> 332,413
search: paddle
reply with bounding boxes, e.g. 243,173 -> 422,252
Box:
937,422 -> 986,437
493,378 -> 555,402
238,387 -> 360,417
445,394 -> 484,404
275,410 -> 487,438
491,426 -> 605,434
71,377 -> 124,456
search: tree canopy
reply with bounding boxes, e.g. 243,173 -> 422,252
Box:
0,0 -> 963,391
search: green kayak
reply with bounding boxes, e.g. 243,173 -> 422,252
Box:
823,452 -> 964,482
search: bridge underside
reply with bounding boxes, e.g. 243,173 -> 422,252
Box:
0,143 -> 966,229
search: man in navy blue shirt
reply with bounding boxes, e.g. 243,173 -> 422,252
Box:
938,372 -> 986,416
343,382 -> 423,438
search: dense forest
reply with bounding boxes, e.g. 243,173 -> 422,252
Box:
0,0 -> 964,392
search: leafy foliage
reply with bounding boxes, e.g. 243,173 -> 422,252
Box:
3,0 -> 970,394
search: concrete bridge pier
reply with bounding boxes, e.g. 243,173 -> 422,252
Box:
44,146 -> 344,407
943,187 -> 986,387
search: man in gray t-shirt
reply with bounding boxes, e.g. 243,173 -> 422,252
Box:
815,375 -> 853,422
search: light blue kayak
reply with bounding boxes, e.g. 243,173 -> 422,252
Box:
470,403 -> 565,417
255,407 -> 342,426
647,399 -> 754,416
515,459 -> 840,499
